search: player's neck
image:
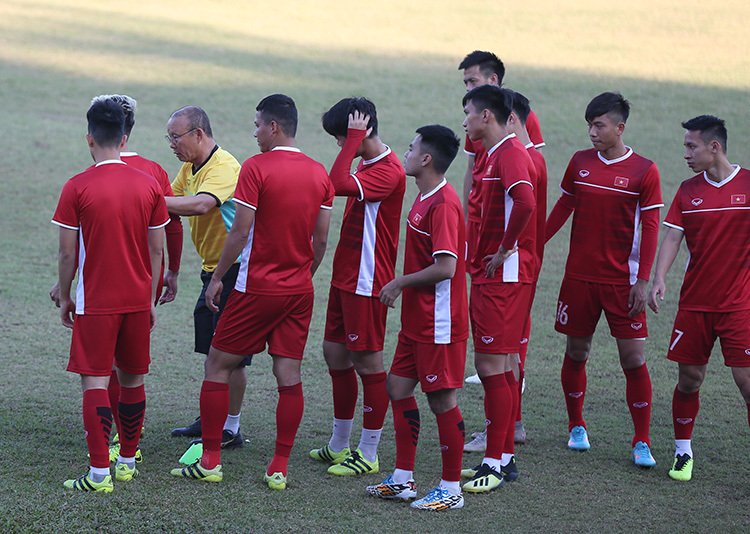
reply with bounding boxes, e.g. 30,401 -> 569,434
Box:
704,157 -> 735,183
481,125 -> 512,151
268,136 -> 297,151
514,128 -> 532,147
91,146 -> 122,164
360,137 -> 387,161
414,171 -> 444,196
599,141 -> 627,161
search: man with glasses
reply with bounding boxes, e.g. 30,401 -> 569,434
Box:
164,106 -> 250,448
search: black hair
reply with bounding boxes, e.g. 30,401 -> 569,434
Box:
462,85 -> 514,125
585,92 -> 630,123
86,99 -> 125,147
415,124 -> 460,174
682,115 -> 728,152
256,94 -> 297,137
509,90 -> 531,124
171,105 -> 214,137
458,50 -> 505,83
321,97 -> 378,138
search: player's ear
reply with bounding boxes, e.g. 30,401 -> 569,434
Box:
118,135 -> 127,151
85,133 -> 95,148
422,152 -> 432,168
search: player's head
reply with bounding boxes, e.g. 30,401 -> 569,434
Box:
167,106 -> 214,163
585,92 -> 629,151
404,124 -> 460,177
322,97 -> 378,142
509,90 -> 531,125
86,98 -> 125,149
681,115 -> 728,173
462,85 -> 514,140
254,94 -> 298,152
92,94 -> 137,137
459,50 -> 505,91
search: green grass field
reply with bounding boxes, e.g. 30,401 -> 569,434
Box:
2,0 -> 750,531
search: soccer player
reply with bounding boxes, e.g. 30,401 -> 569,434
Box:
459,85 -> 537,493
164,106 -> 250,448
649,115 -> 750,482
171,94 -> 333,490
366,124 -> 467,511
53,99 -> 168,492
546,92 -> 662,467
309,97 -> 405,476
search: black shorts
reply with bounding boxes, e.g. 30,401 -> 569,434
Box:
194,263 -> 252,366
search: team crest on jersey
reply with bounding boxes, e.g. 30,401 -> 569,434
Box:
614,176 -> 629,188
731,194 -> 746,205
578,169 -> 590,177
481,336 -> 494,344
486,164 -> 494,175
426,374 -> 438,383
412,213 -> 423,225
631,322 -> 643,330
691,198 -> 703,206
348,333 -> 359,342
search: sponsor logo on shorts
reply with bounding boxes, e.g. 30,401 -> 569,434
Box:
578,169 -> 590,177
691,198 -> 703,206
568,391 -> 584,398
363,405 -> 373,413
485,419 -> 491,427
481,336 -> 494,344
413,213 -> 423,225
440,444 -> 448,452
744,348 -> 750,356
614,176 -> 629,188
631,322 -> 643,330
520,337 -> 529,344
632,401 -> 649,409
676,418 -> 693,425
347,333 -> 359,342
426,374 -> 438,383
731,194 -> 746,205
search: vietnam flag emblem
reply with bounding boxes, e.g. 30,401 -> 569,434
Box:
614,176 -> 629,188
731,194 -> 746,205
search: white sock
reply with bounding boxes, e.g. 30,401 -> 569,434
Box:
224,413 -> 240,434
358,428 -> 382,462
392,468 -> 414,484
482,457 -> 502,471
440,479 -> 461,495
117,455 -> 135,468
500,453 -> 514,467
675,439 -> 692,457
328,418 -> 353,452
89,466 -> 110,482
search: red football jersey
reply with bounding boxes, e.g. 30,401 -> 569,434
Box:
464,135 -> 488,224
664,166 -> 750,311
560,148 -> 663,285
233,147 -> 334,295
527,144 -> 548,276
472,134 -> 537,284
526,109 -> 544,148
401,179 -> 468,344
331,148 -> 406,297
51,160 -> 170,314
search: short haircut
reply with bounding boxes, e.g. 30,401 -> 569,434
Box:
321,97 -> 378,138
86,99 -> 125,147
682,115 -> 728,152
510,90 -> 531,124
256,94 -> 297,137
458,50 -> 505,83
463,85 -> 514,125
171,105 -> 213,138
415,124 -> 460,174
585,92 -> 630,123
91,94 -> 137,136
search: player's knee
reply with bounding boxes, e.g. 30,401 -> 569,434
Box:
426,389 -> 457,414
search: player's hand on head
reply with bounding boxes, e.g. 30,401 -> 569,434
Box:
348,111 -> 372,137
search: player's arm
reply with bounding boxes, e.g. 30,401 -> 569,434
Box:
57,227 -> 78,329
462,155 -> 474,222
648,225 -> 684,313
311,206 -> 332,276
160,215 -> 183,305
147,226 -> 165,328
380,254 -> 457,308
545,192 -> 575,242
328,112 -> 371,197
484,181 -> 535,278
628,207 -> 661,316
205,203 -> 255,312
164,193 -> 217,216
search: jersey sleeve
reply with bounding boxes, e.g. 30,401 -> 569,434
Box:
464,134 -> 475,156
321,174 -> 335,210
500,148 -> 534,193
430,202 -> 461,258
149,191 -> 171,229
663,188 -> 684,231
233,159 -> 260,211
353,160 -> 404,202
51,180 -> 80,230
560,155 -> 577,197
155,165 -> 173,197
639,163 -> 664,210
526,110 -> 545,148
196,160 -> 238,206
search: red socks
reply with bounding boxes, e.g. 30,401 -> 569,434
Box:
482,373 -> 511,460
624,363 -> 652,446
392,397 -> 420,471
504,371 -> 518,454
329,367 -> 358,420
361,372 -> 388,430
118,384 -> 146,458
82,388 -> 112,469
268,382 -> 304,476
436,406 -> 464,482
108,370 -> 121,438
672,386 -> 699,440
200,380 -> 229,469
561,353 -> 587,431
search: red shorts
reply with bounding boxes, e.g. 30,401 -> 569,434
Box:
68,311 -> 151,376
667,308 -> 750,367
555,277 -> 647,339
211,291 -> 314,360
520,282 -> 539,345
470,282 -> 533,354
389,332 -> 467,392
324,286 -> 388,351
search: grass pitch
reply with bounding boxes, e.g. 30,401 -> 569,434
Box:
1,0 -> 750,532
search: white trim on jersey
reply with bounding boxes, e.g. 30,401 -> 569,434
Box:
75,229 -> 86,314
703,164 -> 740,188
573,181 -> 640,196
433,250 -> 458,259
270,146 -> 301,153
351,174 -> 365,201
120,152 -> 138,157
597,147 -> 633,166
408,221 -> 430,236
507,180 -> 534,193
464,149 -> 476,156
434,278 -> 452,344
362,146 -> 392,166
524,142 -> 534,149
487,133 -> 516,157
320,204 -> 334,210
148,219 -> 170,230
233,198 -> 257,210
627,205 -> 642,286
51,220 -> 79,231
94,159 -> 126,167
663,221 -> 685,232
683,206 -> 750,214
420,178 -> 447,201
640,203 -> 664,211
235,222 -> 256,293
355,201 -> 381,297
503,193 -> 520,282
534,142 -> 546,149
560,186 -> 574,196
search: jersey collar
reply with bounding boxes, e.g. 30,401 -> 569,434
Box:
271,146 -> 301,153
362,146 -> 392,166
597,146 -> 633,165
487,133 -> 516,157
95,159 -> 126,167
703,164 -> 740,188
420,178 -> 448,201
120,151 -> 138,157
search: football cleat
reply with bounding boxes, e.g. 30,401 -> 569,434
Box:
463,430 -> 487,452
114,463 -> 138,482
514,421 -> 527,444
327,448 -> 379,476
462,463 -> 505,493
221,429 -> 244,449
366,475 -> 417,500
309,444 -> 351,465
410,486 -> 464,511
108,443 -> 142,464
171,417 -> 201,437
631,441 -> 656,468
460,464 -> 479,479
170,461 -> 223,483
668,453 -> 693,481
501,456 -> 520,482
264,471 -> 287,490
63,474 -> 113,493
568,426 -> 590,451
464,373 -> 482,385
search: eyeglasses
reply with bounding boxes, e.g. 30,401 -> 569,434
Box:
165,128 -> 197,144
